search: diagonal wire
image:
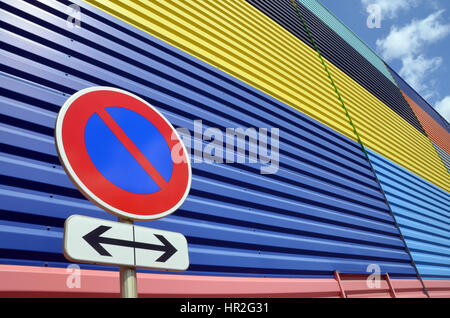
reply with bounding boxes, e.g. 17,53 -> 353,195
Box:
290,0 -> 369,161
290,0 -> 430,297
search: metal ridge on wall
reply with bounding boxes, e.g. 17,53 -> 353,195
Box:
3,264 -> 444,297
0,0 -> 417,278
402,91 -> 450,155
432,142 -> 450,173
81,0 -> 357,141
250,0 -> 448,192
286,2 -> 434,292
296,0 -> 396,85
386,64 -> 450,133
368,149 -> 450,280
323,55 -> 450,192
76,0 -> 450,192
246,0 -> 427,137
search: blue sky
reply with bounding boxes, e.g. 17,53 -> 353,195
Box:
319,0 -> 450,122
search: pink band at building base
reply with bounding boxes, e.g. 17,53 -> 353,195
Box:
1,265 -> 448,298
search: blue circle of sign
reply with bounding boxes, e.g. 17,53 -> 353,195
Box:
84,106 -> 173,194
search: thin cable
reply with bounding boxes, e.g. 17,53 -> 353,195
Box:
290,0 -> 431,297
291,0 -> 369,161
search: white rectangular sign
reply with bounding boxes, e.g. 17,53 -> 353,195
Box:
63,215 -> 189,271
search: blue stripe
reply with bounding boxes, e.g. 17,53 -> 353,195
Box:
368,148 -> 450,280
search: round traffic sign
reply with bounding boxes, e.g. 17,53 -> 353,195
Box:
55,87 -> 191,221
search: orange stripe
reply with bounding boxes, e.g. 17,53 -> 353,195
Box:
402,92 -> 450,154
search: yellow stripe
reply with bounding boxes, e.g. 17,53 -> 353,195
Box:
84,0 -> 354,138
84,0 -> 449,191
326,61 -> 450,191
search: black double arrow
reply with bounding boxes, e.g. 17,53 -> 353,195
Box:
83,226 -> 177,262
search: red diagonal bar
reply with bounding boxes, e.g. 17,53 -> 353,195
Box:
96,108 -> 167,190
334,270 -> 346,298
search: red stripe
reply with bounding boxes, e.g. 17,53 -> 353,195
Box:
96,108 -> 167,190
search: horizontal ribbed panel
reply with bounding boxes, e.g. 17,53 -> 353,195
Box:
81,0 -> 357,141
297,0 -> 395,85
323,56 -> 450,192
432,142 -> 450,173
402,91 -> 450,154
247,0 -> 427,136
368,149 -> 450,280
0,264 -> 435,298
0,0 -> 416,278
387,64 -> 450,133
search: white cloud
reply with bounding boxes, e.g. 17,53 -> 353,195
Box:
398,55 -> 442,97
375,10 -> 450,97
376,10 -> 450,61
435,96 -> 450,123
362,0 -> 419,19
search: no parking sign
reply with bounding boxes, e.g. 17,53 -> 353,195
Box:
57,88 -> 191,296
55,86 -> 192,221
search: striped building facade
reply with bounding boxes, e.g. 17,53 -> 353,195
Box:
0,0 -> 449,297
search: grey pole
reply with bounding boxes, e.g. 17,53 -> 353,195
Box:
118,217 -> 138,298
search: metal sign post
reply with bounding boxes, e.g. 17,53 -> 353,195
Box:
118,217 -> 137,298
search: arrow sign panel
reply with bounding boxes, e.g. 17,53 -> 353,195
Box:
63,215 -> 189,271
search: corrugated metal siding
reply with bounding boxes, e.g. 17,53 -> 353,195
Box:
78,0 -> 449,189
368,149 -> 450,280
432,142 -> 450,173
247,0 -> 448,191
324,57 -> 450,192
402,91 -> 450,154
81,0 -> 356,141
0,0 -> 418,278
247,0 -> 427,136
387,64 -> 450,133
296,0 -> 395,85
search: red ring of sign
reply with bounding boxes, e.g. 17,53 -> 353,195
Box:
60,89 -> 190,218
